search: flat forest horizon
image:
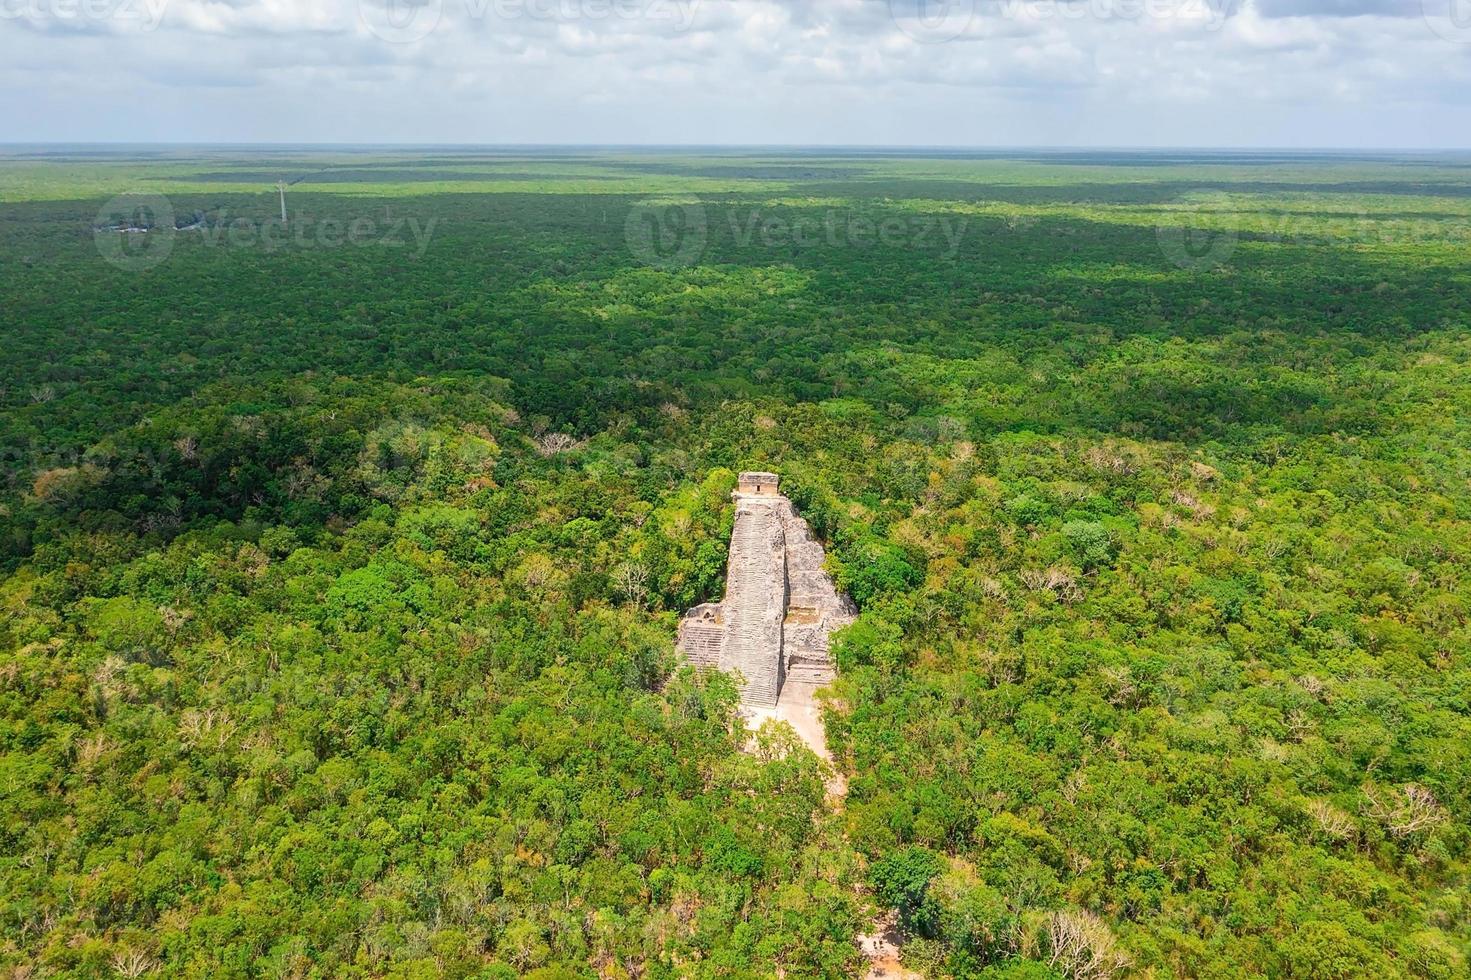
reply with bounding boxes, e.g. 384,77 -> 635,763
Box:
0,146 -> 1468,978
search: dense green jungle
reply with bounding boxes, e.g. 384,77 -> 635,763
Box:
1,146 -> 1469,978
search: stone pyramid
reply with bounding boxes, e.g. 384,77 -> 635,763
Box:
676,473 -> 857,707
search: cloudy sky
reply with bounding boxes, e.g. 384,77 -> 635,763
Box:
2,0 -> 1469,146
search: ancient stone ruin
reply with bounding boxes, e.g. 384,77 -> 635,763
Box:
677,472 -> 857,708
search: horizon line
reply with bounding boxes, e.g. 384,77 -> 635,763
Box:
4,141 -> 1471,154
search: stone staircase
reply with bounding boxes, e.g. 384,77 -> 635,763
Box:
721,503 -> 785,707
783,627 -> 838,685
675,473 -> 853,709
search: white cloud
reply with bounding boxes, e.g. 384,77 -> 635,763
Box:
0,0 -> 1468,144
